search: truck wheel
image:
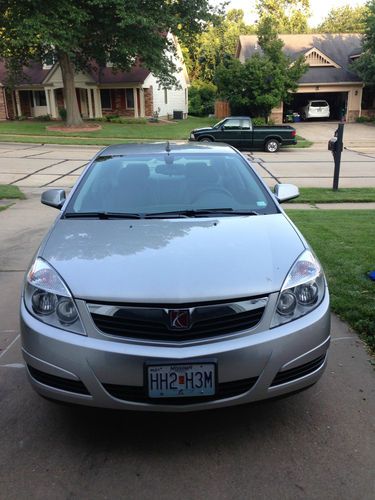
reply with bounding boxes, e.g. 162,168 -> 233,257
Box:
264,139 -> 280,153
199,137 -> 213,142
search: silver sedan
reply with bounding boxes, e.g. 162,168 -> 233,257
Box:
20,143 -> 330,411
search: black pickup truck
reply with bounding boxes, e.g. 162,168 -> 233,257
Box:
189,116 -> 297,152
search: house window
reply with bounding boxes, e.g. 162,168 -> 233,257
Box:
100,89 -> 112,109
164,88 -> 168,105
125,89 -> 134,109
33,91 -> 47,107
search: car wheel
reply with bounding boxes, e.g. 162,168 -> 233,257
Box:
264,139 -> 280,153
301,113 -> 306,121
199,137 -> 213,143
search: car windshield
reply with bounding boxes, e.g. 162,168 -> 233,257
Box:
66,152 -> 278,217
310,101 -> 328,107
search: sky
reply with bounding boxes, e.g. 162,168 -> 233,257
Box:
217,0 -> 369,27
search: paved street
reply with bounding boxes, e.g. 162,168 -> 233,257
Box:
0,138 -> 374,190
0,141 -> 374,498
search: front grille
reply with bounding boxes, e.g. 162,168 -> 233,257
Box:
88,297 -> 267,342
27,365 -> 90,395
103,377 -> 258,405
270,354 -> 326,387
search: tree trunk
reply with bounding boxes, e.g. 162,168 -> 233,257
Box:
58,51 -> 83,127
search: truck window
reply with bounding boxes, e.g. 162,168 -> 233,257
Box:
223,119 -> 241,130
241,119 -> 251,130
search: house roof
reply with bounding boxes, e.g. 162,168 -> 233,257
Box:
0,60 -> 151,86
0,61 -> 50,85
237,33 -> 363,84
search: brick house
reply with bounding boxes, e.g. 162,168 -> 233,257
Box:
0,37 -> 189,121
236,33 -> 374,123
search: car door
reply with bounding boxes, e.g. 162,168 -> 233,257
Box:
218,118 -> 242,148
239,118 -> 253,149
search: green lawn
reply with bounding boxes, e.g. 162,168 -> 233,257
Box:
0,184 -> 25,200
288,210 -> 375,352
290,188 -> 375,204
0,117 -> 312,147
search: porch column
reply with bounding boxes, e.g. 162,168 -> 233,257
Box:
49,89 -> 58,118
94,88 -> 102,118
45,89 -> 51,115
140,88 -> 145,117
15,90 -> 22,117
87,88 -> 94,119
134,88 -> 139,117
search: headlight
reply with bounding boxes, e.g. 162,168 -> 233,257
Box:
190,133 -> 195,140
24,258 -> 85,335
271,250 -> 326,328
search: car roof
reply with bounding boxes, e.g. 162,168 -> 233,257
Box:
97,142 -> 237,157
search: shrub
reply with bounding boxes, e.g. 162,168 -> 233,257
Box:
58,107 -> 67,121
188,80 -> 217,116
35,114 -> 51,121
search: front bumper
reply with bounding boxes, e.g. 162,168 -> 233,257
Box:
20,292 -> 330,412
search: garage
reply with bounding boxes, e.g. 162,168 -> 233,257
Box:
237,34 -> 364,123
284,91 -> 349,121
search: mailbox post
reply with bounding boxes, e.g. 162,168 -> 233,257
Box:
328,123 -> 344,191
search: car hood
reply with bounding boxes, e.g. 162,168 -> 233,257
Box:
41,214 -> 305,303
192,127 -> 214,134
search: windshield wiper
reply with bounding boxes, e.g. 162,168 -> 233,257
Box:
64,212 -> 143,219
144,208 -> 259,218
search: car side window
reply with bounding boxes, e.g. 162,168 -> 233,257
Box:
223,119 -> 241,130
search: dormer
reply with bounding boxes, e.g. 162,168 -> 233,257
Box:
304,47 -> 340,68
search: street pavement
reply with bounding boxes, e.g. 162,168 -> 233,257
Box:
0,137 -> 375,190
0,141 -> 374,498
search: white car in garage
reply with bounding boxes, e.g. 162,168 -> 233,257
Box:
301,100 -> 330,120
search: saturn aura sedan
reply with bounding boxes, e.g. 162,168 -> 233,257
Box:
20,142 -> 330,411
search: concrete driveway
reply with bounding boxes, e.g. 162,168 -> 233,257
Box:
0,182 -> 374,498
293,121 -> 375,149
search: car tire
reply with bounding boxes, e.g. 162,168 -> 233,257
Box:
199,137 -> 213,142
264,139 -> 280,153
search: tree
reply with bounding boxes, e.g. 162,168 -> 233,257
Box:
317,4 -> 369,33
256,0 -> 310,34
215,18 -> 307,120
0,0 -> 215,126
353,0 -> 375,85
188,80 -> 217,116
182,9 -> 255,82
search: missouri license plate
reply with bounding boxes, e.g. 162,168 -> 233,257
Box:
147,363 -> 216,398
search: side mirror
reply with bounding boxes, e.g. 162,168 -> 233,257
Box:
41,189 -> 66,209
274,183 -> 299,203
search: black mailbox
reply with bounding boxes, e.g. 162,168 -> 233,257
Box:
328,137 -> 343,152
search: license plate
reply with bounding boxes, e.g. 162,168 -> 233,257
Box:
147,363 -> 215,398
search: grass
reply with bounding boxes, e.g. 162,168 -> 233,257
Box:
291,135 -> 313,148
0,117 -> 312,148
290,188 -> 375,204
0,184 -> 25,200
288,210 -> 375,352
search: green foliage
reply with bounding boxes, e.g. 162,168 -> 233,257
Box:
0,184 -> 25,200
182,9 -> 255,82
215,19 -> 307,119
317,5 -> 369,33
256,0 -> 310,34
34,114 -> 52,121
0,0 -> 215,125
58,107 -> 67,121
353,1 -> 375,85
188,80 -> 217,116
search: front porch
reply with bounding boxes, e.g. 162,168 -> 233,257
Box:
7,86 -> 152,120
